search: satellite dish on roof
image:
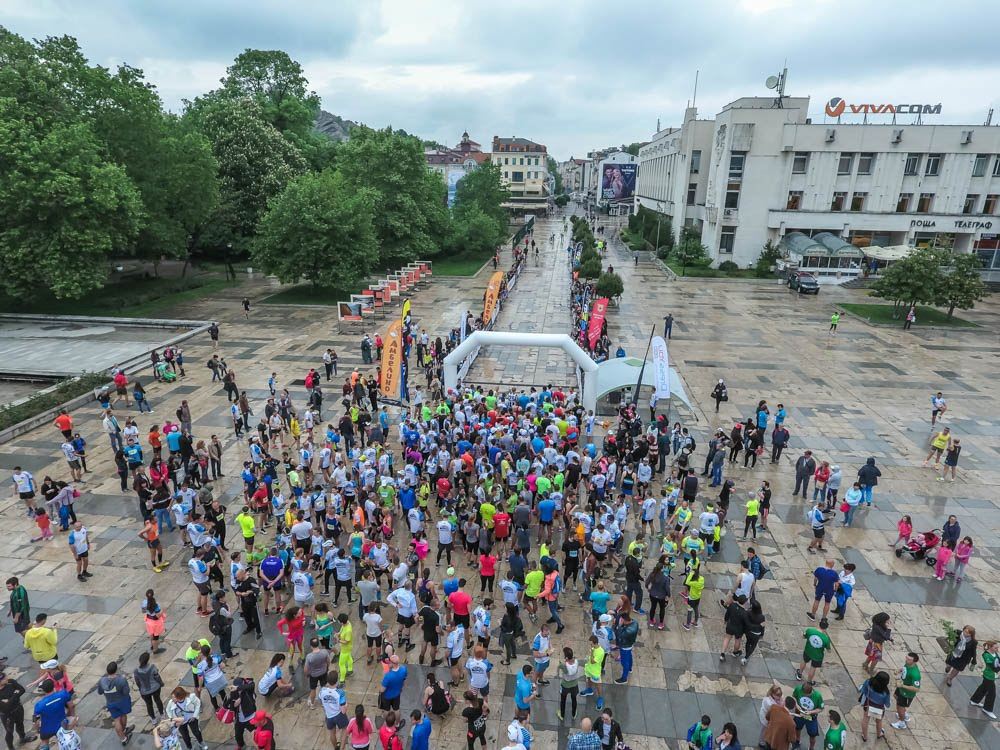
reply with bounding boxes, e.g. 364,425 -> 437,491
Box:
765,75 -> 780,90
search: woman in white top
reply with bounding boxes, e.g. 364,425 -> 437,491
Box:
165,687 -> 205,750
362,603 -> 384,663
758,683 -> 783,747
195,644 -> 228,710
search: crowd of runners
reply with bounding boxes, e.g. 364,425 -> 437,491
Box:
3,213 -> 994,750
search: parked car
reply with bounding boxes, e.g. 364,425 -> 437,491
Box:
788,271 -> 820,294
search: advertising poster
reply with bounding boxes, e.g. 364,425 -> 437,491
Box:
483,271 -> 504,324
601,162 -> 638,202
362,288 -> 383,308
337,302 -> 363,322
587,297 -> 609,349
651,335 -> 670,400
380,320 -> 403,399
447,171 -> 464,207
350,294 -> 375,315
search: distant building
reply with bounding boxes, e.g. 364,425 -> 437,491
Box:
558,158 -> 589,193
425,131 -> 489,205
636,95 -> 1000,269
491,136 -> 550,212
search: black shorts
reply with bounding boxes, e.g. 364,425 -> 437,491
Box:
195,581 -> 212,596
18,491 -> 35,500
812,528 -> 825,539
593,550 -> 607,561
367,634 -> 384,648
325,714 -> 348,730
423,632 -> 439,646
814,591 -> 833,603
76,550 -> 89,559
308,672 -> 328,689
455,613 -> 470,628
802,651 -> 823,668
147,539 -> 161,549
397,615 -> 415,628
464,539 -> 478,552
378,694 -> 401,711
894,688 -> 914,708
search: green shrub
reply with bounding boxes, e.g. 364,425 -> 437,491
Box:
595,271 -> 624,299
0,373 -> 109,432
579,257 -> 603,279
718,260 -> 740,272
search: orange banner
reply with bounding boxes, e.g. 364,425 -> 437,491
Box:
483,271 -> 504,324
380,319 -> 403,399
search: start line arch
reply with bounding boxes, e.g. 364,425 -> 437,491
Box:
443,331 -> 599,411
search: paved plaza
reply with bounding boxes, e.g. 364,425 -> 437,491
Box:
1,209 -> 999,750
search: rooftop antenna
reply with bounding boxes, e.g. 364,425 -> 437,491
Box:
766,66 -> 788,108
986,108 -> 994,126
656,117 -> 661,132
692,70 -> 699,107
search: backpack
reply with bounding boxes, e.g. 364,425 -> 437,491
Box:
209,612 -> 227,636
688,436 -> 697,452
551,573 -> 563,596
384,729 -> 403,750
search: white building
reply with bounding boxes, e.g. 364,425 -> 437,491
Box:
491,136 -> 550,212
636,96 -> 1000,270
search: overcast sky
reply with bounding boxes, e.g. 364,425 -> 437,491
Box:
4,0 -> 999,160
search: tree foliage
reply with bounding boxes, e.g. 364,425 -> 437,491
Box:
596,271 -> 624,299
871,247 -> 945,310
454,161 -> 509,227
674,229 -> 709,271
0,28 -> 145,298
580,257 -> 602,279
253,170 -> 377,290
935,252 -> 986,317
547,156 -> 564,195
336,126 -> 447,264
188,96 -> 306,249
755,239 -> 783,278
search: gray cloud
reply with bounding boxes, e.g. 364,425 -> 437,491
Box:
3,0 -> 998,158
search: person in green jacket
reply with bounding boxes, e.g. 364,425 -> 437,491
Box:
6,578 -> 29,634
686,714 -> 712,749
970,640 -> 998,719
829,312 -> 840,333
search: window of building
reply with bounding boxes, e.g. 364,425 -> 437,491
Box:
857,153 -> 875,175
925,153 -> 941,176
519,157 -> 525,165
904,153 -> 920,176
719,228 -> 735,254
511,171 -> 524,183
837,153 -> 854,175
831,191 -> 847,211
687,183 -> 697,206
792,152 -> 809,174
724,182 -> 741,209
786,190 -> 803,210
728,152 -> 746,179
690,150 -> 701,174
985,194 -> 999,214
964,194 -> 980,214
994,156 -> 1000,177
917,193 -> 934,212
504,157 -> 509,165
972,154 -> 989,177
896,193 -> 912,212
850,192 -> 868,211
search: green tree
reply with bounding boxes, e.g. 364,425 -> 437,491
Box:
453,161 -> 509,227
188,97 -> 307,249
336,126 -> 446,264
221,49 -> 320,137
253,170 -> 377,289
871,247 -> 945,314
755,239 -> 783,278
674,232 -> 709,274
447,206 -> 505,256
0,28 -> 144,298
935,253 -> 986,318
580,257 -> 602,279
547,156 -> 564,195
0,109 -> 143,298
595,271 -> 624,300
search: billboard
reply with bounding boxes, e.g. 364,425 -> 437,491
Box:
337,302 -> 363,322
600,162 -> 638,202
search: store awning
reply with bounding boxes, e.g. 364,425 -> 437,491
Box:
862,245 -> 913,261
779,232 -> 823,256
813,232 -> 863,256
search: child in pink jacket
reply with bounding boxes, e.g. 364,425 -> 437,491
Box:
934,540 -> 955,581
951,537 -> 974,581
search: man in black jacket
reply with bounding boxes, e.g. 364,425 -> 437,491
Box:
592,709 -> 624,750
0,672 -> 37,750
233,570 -> 262,639
794,451 -> 816,498
623,546 -> 644,615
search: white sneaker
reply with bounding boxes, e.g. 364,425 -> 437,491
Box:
890,721 -> 907,730
904,712 -> 911,721
984,708 -> 998,719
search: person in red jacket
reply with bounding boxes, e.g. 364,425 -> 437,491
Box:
250,710 -> 275,750
812,461 -> 832,505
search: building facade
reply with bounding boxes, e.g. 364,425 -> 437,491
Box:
424,132 -> 489,204
558,158 -> 589,194
492,136 -> 550,211
636,96 -> 1000,268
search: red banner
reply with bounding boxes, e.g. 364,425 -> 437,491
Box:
588,297 -> 609,350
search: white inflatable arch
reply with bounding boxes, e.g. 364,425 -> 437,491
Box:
443,331 -> 599,411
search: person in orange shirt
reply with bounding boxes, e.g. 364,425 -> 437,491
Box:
139,518 -> 166,571
148,426 -> 163,460
53,410 -> 73,440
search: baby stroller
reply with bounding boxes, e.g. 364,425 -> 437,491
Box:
895,529 -> 940,565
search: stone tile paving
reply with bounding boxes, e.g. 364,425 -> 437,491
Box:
0,211 -> 997,750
